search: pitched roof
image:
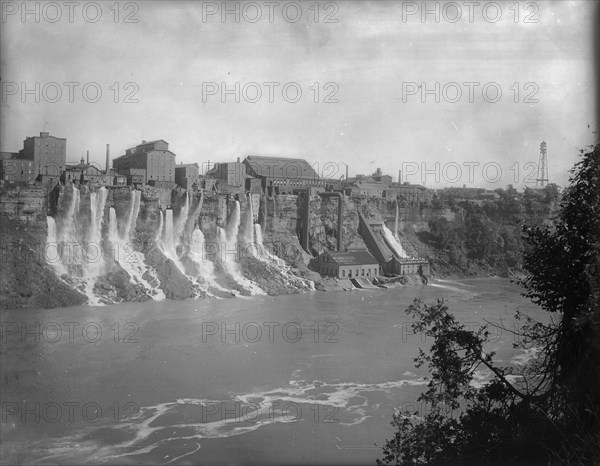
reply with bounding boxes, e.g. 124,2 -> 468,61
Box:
354,181 -> 385,190
322,250 -> 378,265
137,139 -> 168,146
243,156 -> 319,180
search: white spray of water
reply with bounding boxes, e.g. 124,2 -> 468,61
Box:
382,224 -> 410,259
185,191 -> 204,240
220,201 -> 264,295
45,216 -> 66,275
189,226 -> 220,291
174,192 -> 189,247
109,197 -> 165,300
87,187 -> 108,277
155,210 -> 163,243
394,200 -> 399,239
254,223 -> 285,266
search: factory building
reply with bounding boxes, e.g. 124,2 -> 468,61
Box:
317,250 -> 381,279
243,155 -> 324,195
113,139 -> 176,184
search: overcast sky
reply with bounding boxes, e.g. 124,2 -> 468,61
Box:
1,1 -> 596,188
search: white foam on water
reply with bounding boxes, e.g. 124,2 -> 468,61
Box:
24,374 -> 428,465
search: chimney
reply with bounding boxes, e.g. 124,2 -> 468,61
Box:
105,144 -> 110,173
86,150 -> 89,165
142,140 -> 147,144
346,164 -> 349,180
237,157 -> 240,163
398,170 -> 402,184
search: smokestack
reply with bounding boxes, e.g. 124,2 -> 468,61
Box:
346,164 -> 349,180
398,170 -> 402,184
105,144 -> 110,173
86,150 -> 89,165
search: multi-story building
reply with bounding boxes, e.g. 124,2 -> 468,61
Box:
371,168 -> 393,185
175,162 -> 200,189
0,152 -> 35,182
21,132 -> 67,178
206,158 -> 246,190
0,132 -> 66,181
351,180 -> 386,197
386,183 -> 432,204
113,139 -> 176,184
243,155 -> 323,195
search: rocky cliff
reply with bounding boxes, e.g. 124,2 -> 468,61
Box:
0,182 -> 458,310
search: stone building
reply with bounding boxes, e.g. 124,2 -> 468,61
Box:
317,250 -> 381,279
385,183 -> 432,204
351,180 -> 386,198
243,155 -> 323,195
0,132 -> 66,181
206,158 -> 246,191
22,132 -> 67,178
0,153 -> 35,182
175,162 -> 200,189
113,139 -> 176,184
389,257 -> 431,275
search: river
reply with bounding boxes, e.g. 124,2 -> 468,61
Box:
0,278 -> 543,465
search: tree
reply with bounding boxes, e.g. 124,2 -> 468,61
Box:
378,146 -> 600,465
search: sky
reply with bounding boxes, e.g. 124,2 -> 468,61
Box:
1,0 -> 596,188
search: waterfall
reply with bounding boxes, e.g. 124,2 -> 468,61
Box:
160,208 -> 189,273
108,208 -> 119,245
109,203 -> 165,300
245,193 -> 255,245
45,185 -> 167,303
226,200 -> 241,244
45,216 -> 66,275
394,200 -> 399,239
122,190 -> 141,241
219,201 -> 265,295
382,224 -> 410,259
164,209 -> 175,256
87,187 -> 108,276
59,186 -> 83,275
189,226 -> 216,284
185,190 -> 204,241
254,223 -> 285,266
155,210 -> 164,243
243,194 -> 257,257
88,187 -> 108,245
174,192 -> 189,247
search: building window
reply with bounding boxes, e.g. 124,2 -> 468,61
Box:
361,269 -> 365,276
342,269 -> 345,277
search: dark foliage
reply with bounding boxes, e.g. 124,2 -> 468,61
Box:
378,146 -> 600,465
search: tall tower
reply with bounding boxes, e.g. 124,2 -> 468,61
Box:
105,144 -> 110,174
536,141 -> 549,188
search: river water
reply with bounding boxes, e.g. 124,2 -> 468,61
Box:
0,278 -> 542,465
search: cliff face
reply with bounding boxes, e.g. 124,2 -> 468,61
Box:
0,184 -> 88,309
2,181 -> 530,310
